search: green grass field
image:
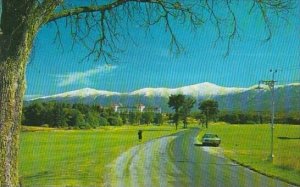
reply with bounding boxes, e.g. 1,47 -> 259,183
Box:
19,125 -> 182,186
197,123 -> 300,185
19,124 -> 300,186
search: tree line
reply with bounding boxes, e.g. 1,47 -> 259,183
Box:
168,94 -> 300,128
22,97 -> 300,129
218,111 -> 300,125
22,102 -> 164,129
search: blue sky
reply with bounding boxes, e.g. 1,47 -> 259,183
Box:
25,2 -> 300,99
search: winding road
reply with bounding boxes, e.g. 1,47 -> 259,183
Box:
104,128 -> 295,187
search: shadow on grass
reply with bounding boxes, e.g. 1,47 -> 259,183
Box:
21,171 -> 54,180
277,136 -> 300,140
20,171 -> 99,186
141,129 -> 172,132
276,165 -> 294,171
19,171 -> 55,186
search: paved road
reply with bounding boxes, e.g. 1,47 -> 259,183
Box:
104,128 -> 296,187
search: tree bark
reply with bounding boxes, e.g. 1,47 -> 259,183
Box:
205,111 -> 208,128
0,58 -> 27,187
175,109 -> 178,130
0,35 -> 34,186
0,1 -> 39,185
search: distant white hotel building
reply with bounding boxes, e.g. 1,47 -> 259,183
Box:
113,104 -> 161,113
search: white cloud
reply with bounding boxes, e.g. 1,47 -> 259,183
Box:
56,65 -> 117,87
24,95 -> 43,100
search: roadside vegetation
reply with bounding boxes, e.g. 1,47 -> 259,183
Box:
197,123 -> 300,185
19,125 -> 183,186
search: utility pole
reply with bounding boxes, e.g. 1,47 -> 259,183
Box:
258,69 -> 277,162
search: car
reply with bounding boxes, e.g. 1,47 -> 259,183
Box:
201,133 -> 221,146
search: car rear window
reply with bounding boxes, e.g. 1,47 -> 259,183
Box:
203,134 -> 218,138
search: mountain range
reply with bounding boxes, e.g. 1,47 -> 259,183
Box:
28,82 -> 300,113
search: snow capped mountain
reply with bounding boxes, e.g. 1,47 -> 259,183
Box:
29,82 -> 299,103
129,88 -> 171,97
37,88 -> 121,100
27,82 -> 300,112
130,82 -> 247,97
173,82 -> 247,96
31,82 -> 248,100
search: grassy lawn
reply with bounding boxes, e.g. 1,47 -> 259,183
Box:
19,125 -> 182,186
197,123 -> 300,185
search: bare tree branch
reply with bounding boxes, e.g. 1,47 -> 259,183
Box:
47,0 -> 133,23
46,0 -> 205,62
224,0 -> 239,57
248,0 -> 294,42
40,0 -> 295,62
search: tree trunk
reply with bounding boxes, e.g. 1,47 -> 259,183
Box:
0,58 -> 27,187
175,109 -> 178,130
0,2 -> 38,185
0,36 -> 33,186
183,119 -> 187,129
205,111 -> 208,128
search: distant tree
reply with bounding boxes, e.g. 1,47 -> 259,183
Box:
128,112 -> 135,124
166,113 -> 173,123
135,112 -> 142,125
73,103 -> 90,115
128,112 -> 142,125
219,112 -> 240,124
99,117 -> 109,126
52,103 -> 68,127
168,94 -> 185,130
141,112 -> 154,125
23,102 -> 46,126
75,112 -> 88,129
99,108 -> 110,119
285,115 -> 300,124
91,105 -> 104,113
179,97 -> 196,128
192,112 -> 206,127
217,111 -> 279,124
107,107 -> 118,117
86,111 -> 100,128
154,113 -> 164,125
65,109 -> 85,128
108,116 -> 123,126
199,99 -> 219,128
42,102 -> 56,125
120,112 -> 129,125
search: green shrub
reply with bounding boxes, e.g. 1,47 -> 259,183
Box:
79,123 -> 91,129
99,117 -> 109,126
108,116 -> 123,126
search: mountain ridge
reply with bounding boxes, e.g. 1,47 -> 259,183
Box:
26,82 -> 300,113
29,82 -> 300,101
29,82 -> 252,100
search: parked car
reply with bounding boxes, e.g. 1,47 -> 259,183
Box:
201,133 -> 221,146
